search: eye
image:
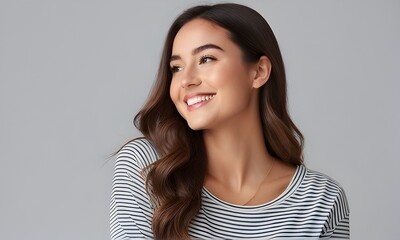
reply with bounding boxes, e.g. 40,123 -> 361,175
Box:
199,55 -> 216,64
170,65 -> 183,73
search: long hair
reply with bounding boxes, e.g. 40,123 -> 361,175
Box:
134,3 -> 304,239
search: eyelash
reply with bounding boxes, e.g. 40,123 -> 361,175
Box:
199,55 -> 216,64
170,55 -> 216,73
170,66 -> 183,73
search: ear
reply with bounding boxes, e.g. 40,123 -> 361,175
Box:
252,56 -> 272,89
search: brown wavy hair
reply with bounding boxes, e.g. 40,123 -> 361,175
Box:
133,3 -> 304,239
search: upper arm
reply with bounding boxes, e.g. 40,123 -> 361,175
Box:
110,139 -> 157,239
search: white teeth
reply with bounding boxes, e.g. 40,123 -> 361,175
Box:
187,95 -> 215,106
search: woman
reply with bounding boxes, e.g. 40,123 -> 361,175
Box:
110,3 -> 349,239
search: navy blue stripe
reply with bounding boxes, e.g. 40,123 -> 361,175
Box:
110,138 -> 350,239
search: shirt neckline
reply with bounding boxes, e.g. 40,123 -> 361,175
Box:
201,165 -> 307,212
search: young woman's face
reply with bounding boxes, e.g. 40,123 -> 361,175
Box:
169,19 -> 259,130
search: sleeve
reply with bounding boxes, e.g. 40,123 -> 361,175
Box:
110,141 -> 156,239
320,185 -> 350,239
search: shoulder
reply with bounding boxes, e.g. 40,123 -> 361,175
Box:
116,137 -> 159,170
290,166 -> 350,237
300,166 -> 350,213
303,167 -> 347,195
111,138 -> 157,238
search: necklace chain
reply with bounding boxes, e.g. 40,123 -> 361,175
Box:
242,160 -> 275,206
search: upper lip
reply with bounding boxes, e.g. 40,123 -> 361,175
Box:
183,92 -> 217,104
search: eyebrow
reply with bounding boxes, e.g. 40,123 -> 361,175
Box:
170,43 -> 224,62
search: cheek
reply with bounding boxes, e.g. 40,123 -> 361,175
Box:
169,79 -> 187,118
214,66 -> 254,105
169,80 -> 186,118
209,65 -> 250,93
169,79 -> 180,104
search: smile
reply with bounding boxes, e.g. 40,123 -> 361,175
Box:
186,94 -> 216,106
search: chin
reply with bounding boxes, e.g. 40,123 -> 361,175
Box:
186,119 -> 210,131
187,122 -> 204,131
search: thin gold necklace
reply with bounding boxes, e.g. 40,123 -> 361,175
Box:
242,160 -> 275,206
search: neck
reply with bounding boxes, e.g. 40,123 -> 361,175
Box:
203,116 -> 274,191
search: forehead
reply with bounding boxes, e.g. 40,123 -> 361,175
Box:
172,18 -> 232,54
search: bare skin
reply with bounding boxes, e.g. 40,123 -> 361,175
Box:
202,102 -> 296,206
170,19 -> 296,206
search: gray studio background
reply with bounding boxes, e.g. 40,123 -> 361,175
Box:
0,0 -> 399,239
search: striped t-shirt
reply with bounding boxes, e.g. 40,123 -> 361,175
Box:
110,138 -> 350,239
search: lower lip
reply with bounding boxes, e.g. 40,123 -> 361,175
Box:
187,98 -> 213,111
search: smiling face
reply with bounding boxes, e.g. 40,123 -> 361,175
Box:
169,18 -> 261,131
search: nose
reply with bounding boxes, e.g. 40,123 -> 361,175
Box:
180,66 -> 201,88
